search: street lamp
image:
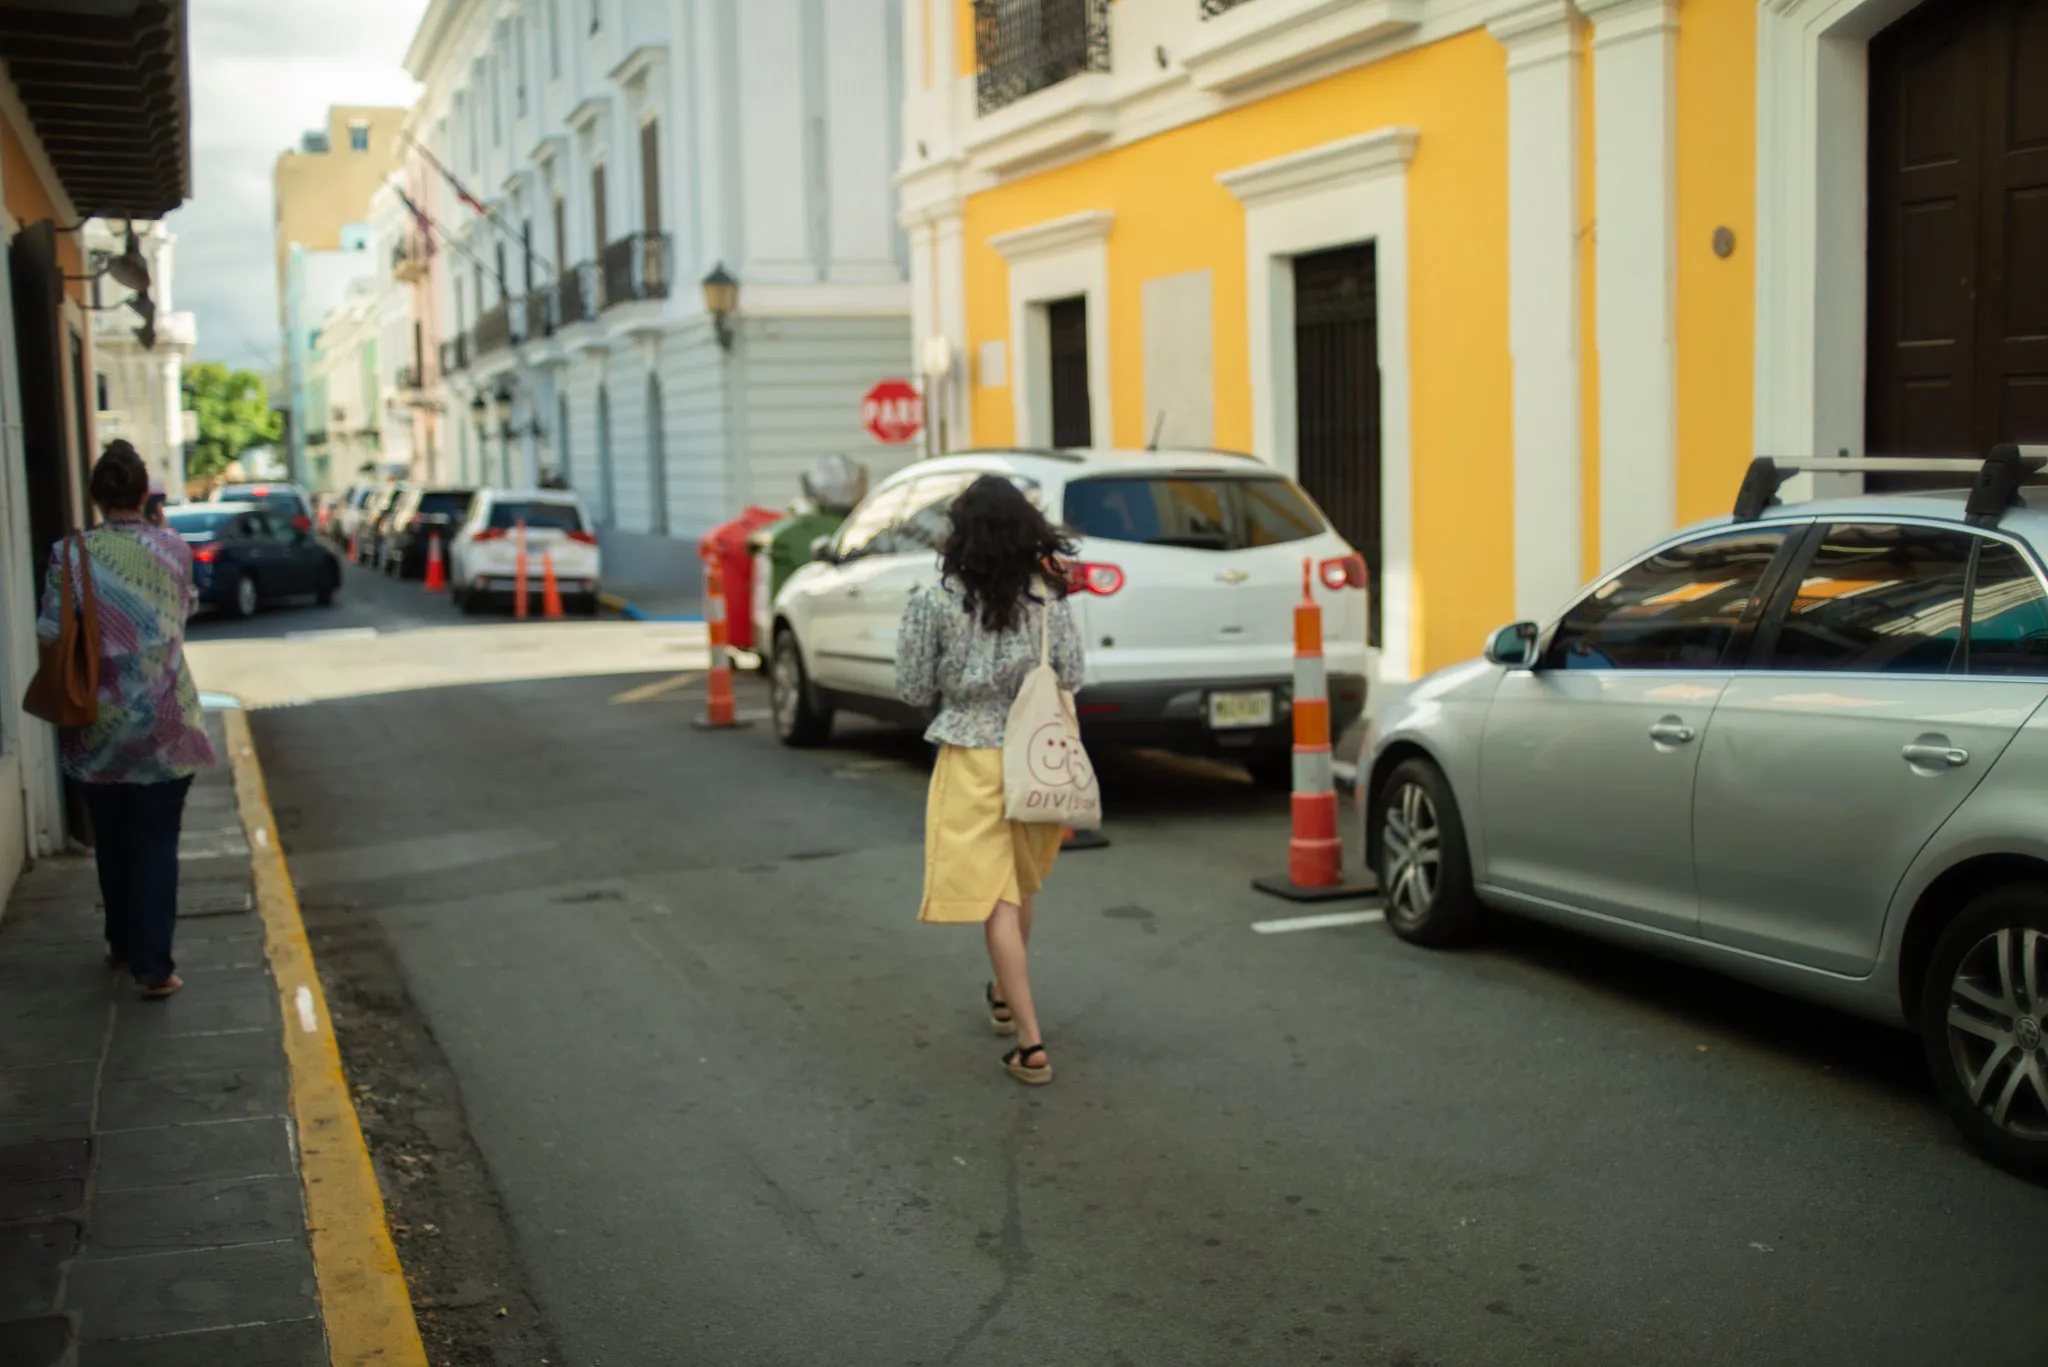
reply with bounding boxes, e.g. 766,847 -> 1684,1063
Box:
107,226 -> 151,293
701,263 -> 739,351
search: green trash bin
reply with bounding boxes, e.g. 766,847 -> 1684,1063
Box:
749,509 -> 848,659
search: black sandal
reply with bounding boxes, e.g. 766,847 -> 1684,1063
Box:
1002,1042 -> 1052,1085
985,981 -> 1017,1037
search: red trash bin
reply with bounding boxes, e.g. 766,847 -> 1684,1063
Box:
699,507 -> 783,652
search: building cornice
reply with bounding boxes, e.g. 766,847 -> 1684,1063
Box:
988,210 -> 1114,263
608,43 -> 666,88
565,95 -> 611,133
1218,126 -> 1418,205
1181,0 -> 1424,94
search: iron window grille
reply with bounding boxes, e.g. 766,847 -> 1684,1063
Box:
973,0 -> 1111,116
601,232 -> 670,309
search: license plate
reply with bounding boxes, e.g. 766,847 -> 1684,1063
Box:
1208,690 -> 1274,730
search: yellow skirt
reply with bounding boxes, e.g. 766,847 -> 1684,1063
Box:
920,745 -> 1064,924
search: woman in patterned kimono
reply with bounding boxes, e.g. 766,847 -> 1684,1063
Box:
896,476 -> 1084,1084
39,442 -> 216,998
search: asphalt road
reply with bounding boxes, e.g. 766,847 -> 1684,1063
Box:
200,562 -> 2048,1367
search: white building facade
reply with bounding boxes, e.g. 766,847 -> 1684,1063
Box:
405,0 -> 914,594
86,220 -> 195,496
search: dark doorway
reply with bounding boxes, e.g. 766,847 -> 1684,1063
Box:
11,222 -> 72,583
1045,295 -> 1091,448
1292,241 -> 1382,645
1866,0 -> 2047,477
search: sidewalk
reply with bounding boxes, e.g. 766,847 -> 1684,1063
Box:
0,710 -> 414,1365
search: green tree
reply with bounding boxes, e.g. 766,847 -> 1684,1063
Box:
183,362 -> 283,482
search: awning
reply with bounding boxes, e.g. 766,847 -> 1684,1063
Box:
0,0 -> 190,219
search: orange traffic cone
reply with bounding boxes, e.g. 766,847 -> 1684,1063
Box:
513,519 -> 529,621
347,531 -> 359,563
423,532 -> 447,592
692,553 -> 749,729
541,551 -> 565,620
1253,557 -> 1376,902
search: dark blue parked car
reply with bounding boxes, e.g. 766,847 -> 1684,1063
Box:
166,504 -> 341,619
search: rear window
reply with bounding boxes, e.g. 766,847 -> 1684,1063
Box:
1062,476 -> 1324,551
418,491 -> 472,518
487,501 -> 583,532
165,509 -> 239,537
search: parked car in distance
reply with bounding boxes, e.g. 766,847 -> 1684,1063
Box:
380,485 -> 475,579
328,484 -> 376,549
354,484 -> 403,565
448,489 -> 601,614
211,482 -> 314,531
767,448 -> 1371,785
1359,447 -> 2048,1179
167,503 -> 340,618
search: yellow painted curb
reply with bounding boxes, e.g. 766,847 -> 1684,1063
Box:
224,709 -> 429,1367
597,591 -> 629,613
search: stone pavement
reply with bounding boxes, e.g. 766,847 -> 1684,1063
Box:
0,711 -> 324,1366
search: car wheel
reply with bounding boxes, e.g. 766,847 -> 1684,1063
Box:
230,572 -> 259,620
316,562 -> 338,606
1921,885 -> 2048,1180
1375,757 -> 1481,947
771,625 -> 833,747
1243,749 -> 1293,792
458,585 -> 483,616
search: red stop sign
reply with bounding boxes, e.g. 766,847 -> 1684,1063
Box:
862,379 -> 925,445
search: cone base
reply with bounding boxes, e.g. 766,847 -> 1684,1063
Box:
1251,871 -> 1380,903
1060,828 -> 1110,850
691,716 -> 755,731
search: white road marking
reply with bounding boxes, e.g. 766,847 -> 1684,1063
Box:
252,826 -> 270,850
295,985 -> 319,1034
285,627 -> 378,642
1251,909 -> 1385,935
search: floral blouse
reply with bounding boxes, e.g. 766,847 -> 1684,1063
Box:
36,520 -> 216,784
896,579 -> 1086,749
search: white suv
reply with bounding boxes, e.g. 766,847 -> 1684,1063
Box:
767,449 -> 1371,784
448,489 -> 602,615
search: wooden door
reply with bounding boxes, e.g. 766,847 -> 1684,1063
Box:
1867,0 -> 2048,463
1046,296 -> 1090,447
1293,242 -> 1382,645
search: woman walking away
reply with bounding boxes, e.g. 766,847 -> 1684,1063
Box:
897,476 -> 1084,1085
40,441 -> 216,998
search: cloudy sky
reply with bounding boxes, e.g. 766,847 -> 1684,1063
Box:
167,0 -> 429,374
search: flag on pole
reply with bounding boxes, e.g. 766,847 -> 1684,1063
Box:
393,188 -> 436,255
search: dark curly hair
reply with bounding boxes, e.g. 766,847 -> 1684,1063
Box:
939,475 -> 1075,635
90,440 -> 149,513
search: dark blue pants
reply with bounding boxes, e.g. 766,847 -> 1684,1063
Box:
83,776 -> 192,983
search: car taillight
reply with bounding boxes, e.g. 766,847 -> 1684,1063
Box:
1319,554 -> 1368,591
251,486 -> 270,497
567,530 -> 597,545
194,545 -> 219,564
473,527 -> 507,542
1066,561 -> 1125,596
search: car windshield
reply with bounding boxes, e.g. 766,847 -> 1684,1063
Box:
165,509 -> 240,537
487,501 -> 583,532
418,491 -> 472,518
1062,475 -> 1325,550
218,487 -> 304,513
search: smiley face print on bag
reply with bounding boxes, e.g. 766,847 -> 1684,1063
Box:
1026,721 -> 1094,791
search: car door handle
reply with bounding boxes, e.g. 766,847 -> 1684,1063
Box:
1648,717 -> 1696,746
1902,742 -> 1969,769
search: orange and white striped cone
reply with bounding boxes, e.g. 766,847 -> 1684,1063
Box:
513,519 -> 529,620
541,551 -> 565,620
692,554 -> 750,730
1253,558 -> 1375,902
423,532 -> 447,592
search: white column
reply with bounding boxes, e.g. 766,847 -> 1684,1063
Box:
737,0 -> 814,283
825,0 -> 902,282
1579,0 -> 1677,571
935,213 -> 968,447
1491,0 -> 1584,619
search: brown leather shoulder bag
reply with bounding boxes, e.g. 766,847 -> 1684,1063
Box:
23,528 -> 101,727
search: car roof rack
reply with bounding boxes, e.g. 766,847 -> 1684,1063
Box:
1733,444 -> 2048,527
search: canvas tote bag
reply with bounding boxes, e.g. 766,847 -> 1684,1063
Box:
23,529 -> 100,727
1002,602 -> 1101,829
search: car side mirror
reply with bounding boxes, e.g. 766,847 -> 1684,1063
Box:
1484,621 -> 1540,669
810,535 -> 836,564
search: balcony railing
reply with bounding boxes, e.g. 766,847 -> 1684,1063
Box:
394,364 -> 422,391
392,243 -> 429,283
439,332 -> 470,374
558,262 -> 601,327
1199,0 -> 1255,14
526,284 -> 560,339
601,232 -> 670,310
973,0 -> 1111,115
474,301 -> 512,356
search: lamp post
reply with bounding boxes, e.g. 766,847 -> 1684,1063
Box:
921,335 -> 953,458
701,263 -> 739,351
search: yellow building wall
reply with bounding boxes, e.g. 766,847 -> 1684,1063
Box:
272,106 -> 407,324
1675,0 -> 1756,525
1,119 -> 84,301
961,29 -> 1513,675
